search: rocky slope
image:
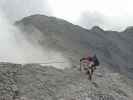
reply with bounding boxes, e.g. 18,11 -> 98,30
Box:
16,14 -> 133,79
0,63 -> 133,100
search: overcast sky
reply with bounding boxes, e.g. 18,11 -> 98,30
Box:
1,0 -> 133,31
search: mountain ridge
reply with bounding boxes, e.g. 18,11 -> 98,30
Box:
0,14 -> 133,100
16,14 -> 133,33
15,14 -> 133,79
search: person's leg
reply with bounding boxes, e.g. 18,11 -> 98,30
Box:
90,68 -> 94,80
86,69 -> 92,80
89,70 -> 92,80
89,63 -> 96,80
93,64 -> 97,70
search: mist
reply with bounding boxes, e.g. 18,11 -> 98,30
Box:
0,10 -> 70,68
0,0 -> 52,22
1,0 -> 133,31
0,0 -> 133,68
77,11 -> 133,31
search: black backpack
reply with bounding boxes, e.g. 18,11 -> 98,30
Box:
93,55 -> 100,66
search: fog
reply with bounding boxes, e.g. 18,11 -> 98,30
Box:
78,11 -> 133,31
1,0 -> 133,31
0,0 -> 52,22
49,0 -> 133,31
0,10 -> 70,68
0,0 -> 133,66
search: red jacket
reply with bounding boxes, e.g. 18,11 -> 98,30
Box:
80,56 -> 93,64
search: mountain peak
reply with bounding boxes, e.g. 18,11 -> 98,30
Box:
91,26 -> 104,32
124,26 -> 133,32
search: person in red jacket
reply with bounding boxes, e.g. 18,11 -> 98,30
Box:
80,54 -> 99,80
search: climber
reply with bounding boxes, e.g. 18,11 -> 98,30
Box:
80,56 -> 93,70
80,54 -> 100,80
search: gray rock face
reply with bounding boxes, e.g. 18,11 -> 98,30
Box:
16,14 -> 133,79
0,63 -> 133,100
0,63 -> 21,100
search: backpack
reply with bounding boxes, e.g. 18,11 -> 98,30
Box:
93,55 -> 100,66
